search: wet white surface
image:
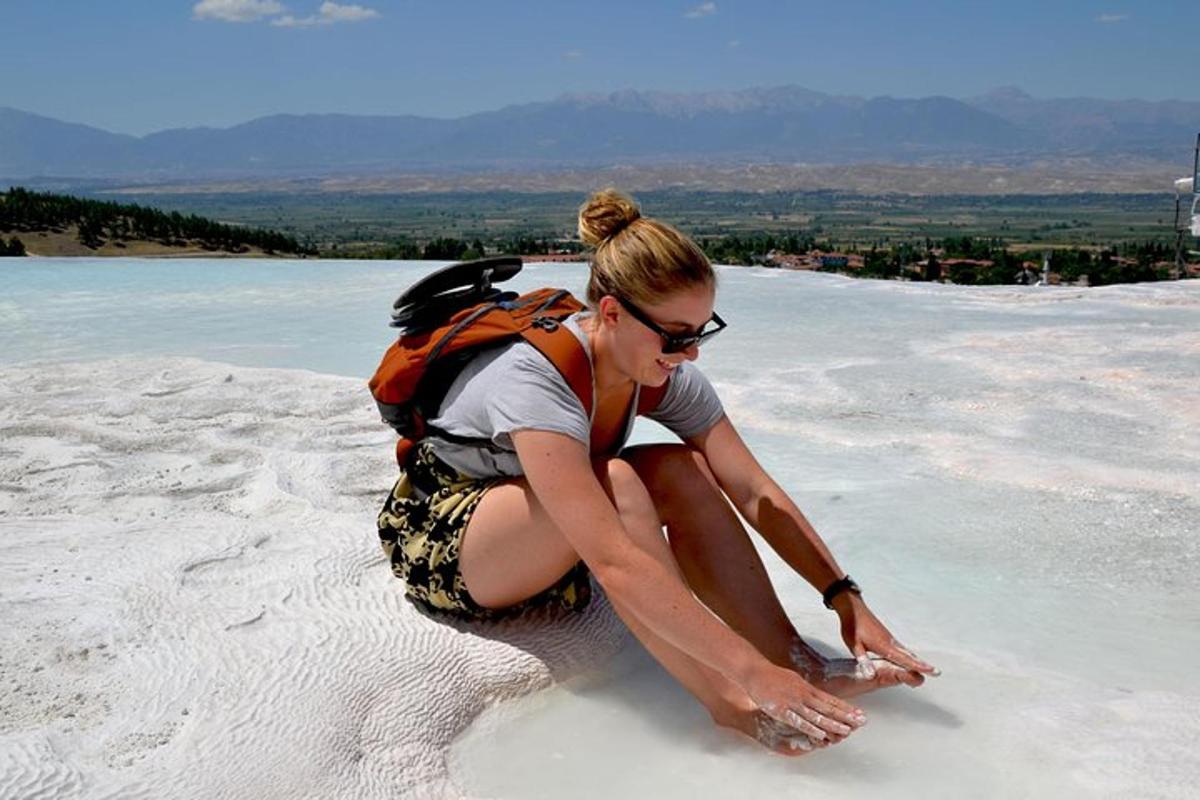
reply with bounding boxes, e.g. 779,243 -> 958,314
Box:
2,260 -> 1198,798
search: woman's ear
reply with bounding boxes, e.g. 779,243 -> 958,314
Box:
596,295 -> 621,330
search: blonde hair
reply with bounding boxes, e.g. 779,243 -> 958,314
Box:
577,188 -> 714,308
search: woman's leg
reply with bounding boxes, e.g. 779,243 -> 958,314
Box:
457,457 -> 821,754
621,443 -> 800,666
621,443 -> 922,695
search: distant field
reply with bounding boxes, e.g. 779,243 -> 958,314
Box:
12,227 -> 276,258
85,189 -> 1184,253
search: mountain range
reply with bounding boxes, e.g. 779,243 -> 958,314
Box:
2,86 -> 1198,181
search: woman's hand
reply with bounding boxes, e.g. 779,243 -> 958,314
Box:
743,662 -> 868,744
833,594 -> 940,679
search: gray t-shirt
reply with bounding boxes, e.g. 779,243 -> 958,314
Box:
426,313 -> 724,478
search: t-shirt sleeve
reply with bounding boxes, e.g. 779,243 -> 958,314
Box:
648,361 -> 724,439
485,347 -> 591,449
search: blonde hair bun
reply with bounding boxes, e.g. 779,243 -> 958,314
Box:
578,188 -> 642,247
578,187 -> 714,308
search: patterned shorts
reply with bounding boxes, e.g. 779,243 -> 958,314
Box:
377,441 -> 592,620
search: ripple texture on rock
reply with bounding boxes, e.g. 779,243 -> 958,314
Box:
0,358 -> 627,799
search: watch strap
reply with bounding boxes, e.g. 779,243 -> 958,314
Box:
822,575 -> 861,609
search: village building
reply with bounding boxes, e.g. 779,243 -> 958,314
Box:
764,249 -> 864,271
519,252 -> 588,263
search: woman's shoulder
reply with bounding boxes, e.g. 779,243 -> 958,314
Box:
667,359 -> 714,390
650,360 -> 724,438
451,329 -> 584,406
447,342 -> 556,403
438,311 -> 591,427
470,311 -> 591,381
660,360 -> 719,408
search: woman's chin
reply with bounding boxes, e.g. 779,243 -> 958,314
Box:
652,358 -> 679,382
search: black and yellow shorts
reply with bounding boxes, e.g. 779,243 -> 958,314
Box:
377,441 -> 592,620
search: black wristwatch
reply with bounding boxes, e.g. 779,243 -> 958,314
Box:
822,575 -> 862,609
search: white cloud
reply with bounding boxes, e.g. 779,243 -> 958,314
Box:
684,2 -> 716,19
271,14 -> 311,26
271,2 -> 379,27
193,0 -> 284,22
727,39 -> 740,49
1096,13 -> 1129,23
317,2 -> 379,22
563,50 -> 583,60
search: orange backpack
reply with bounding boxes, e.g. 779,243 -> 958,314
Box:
369,257 -> 668,466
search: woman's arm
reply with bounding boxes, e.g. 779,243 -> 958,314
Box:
688,416 -> 846,593
689,416 -> 939,676
511,427 -> 867,739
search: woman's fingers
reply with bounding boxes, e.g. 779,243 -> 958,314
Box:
779,709 -> 830,741
796,706 -> 853,737
769,693 -> 863,740
878,641 -> 941,676
805,689 -> 868,728
751,666 -> 868,745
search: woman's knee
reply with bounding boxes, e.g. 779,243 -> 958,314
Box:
594,456 -> 662,531
622,444 -> 718,524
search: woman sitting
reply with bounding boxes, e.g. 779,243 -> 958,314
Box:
378,188 -> 938,754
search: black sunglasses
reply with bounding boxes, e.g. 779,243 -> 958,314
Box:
614,295 -> 727,354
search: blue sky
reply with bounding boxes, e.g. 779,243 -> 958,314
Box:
2,1 -> 1197,135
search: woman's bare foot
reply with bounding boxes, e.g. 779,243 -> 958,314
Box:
789,639 -> 925,699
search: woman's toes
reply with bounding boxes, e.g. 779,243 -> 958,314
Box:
872,658 -> 924,688
754,713 -> 821,756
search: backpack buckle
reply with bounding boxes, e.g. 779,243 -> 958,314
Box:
531,316 -> 560,332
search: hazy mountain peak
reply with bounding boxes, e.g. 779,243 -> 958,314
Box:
556,85 -> 837,115
2,85 -> 1196,180
976,86 -> 1035,103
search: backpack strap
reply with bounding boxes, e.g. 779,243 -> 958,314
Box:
520,320 -> 594,420
523,317 -> 673,423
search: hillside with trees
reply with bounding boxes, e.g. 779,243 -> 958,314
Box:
0,187 -> 315,257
